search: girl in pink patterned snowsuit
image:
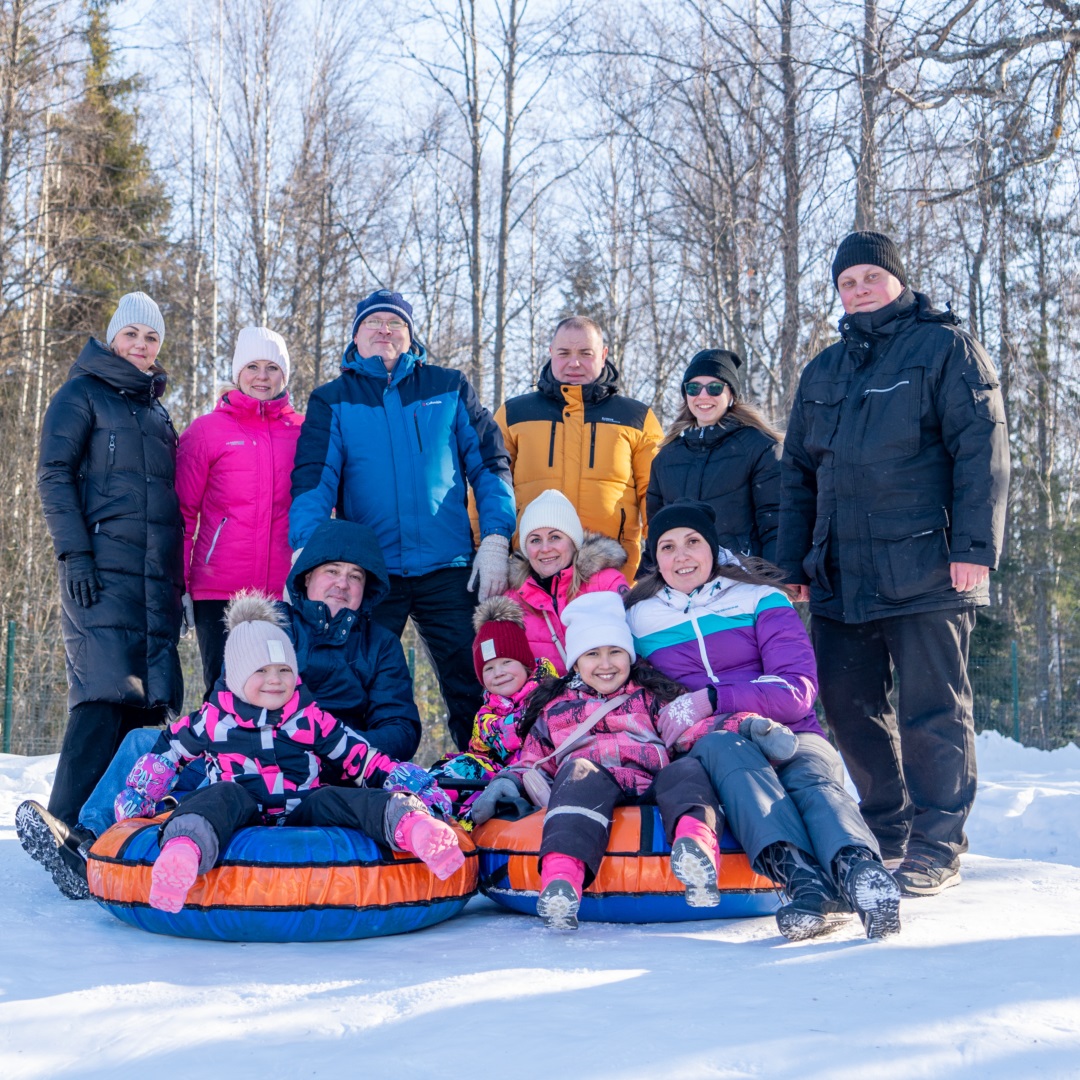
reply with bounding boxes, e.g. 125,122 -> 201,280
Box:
113,593 -> 463,913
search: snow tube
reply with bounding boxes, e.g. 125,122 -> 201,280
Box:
473,806 -> 778,922
87,815 -> 478,942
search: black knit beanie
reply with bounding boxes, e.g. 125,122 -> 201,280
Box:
831,232 -> 907,288
646,499 -> 720,567
682,349 -> 743,400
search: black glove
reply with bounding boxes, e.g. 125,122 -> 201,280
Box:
64,553 -> 102,607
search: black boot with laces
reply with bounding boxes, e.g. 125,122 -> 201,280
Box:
759,841 -> 850,941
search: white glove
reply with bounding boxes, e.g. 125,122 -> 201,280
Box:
468,776 -> 521,825
467,534 -> 510,601
181,593 -> 195,637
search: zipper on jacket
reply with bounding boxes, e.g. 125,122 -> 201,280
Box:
413,414 -> 424,453
689,612 -> 720,684
548,421 -> 557,468
589,422 -> 597,469
204,517 -> 227,563
106,432 -> 116,480
618,508 -> 626,542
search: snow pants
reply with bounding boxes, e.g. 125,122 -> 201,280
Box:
159,783 -> 410,875
193,598 -> 228,700
812,609 -> 976,866
538,756 -> 721,887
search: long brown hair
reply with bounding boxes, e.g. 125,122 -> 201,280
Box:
659,399 -> 783,449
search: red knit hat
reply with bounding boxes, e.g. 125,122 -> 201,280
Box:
471,596 -> 534,682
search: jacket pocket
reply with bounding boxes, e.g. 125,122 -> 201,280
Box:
204,517 -> 227,564
801,515 -> 833,597
963,370 -> 1006,423
799,382 -> 845,457
868,505 -> 953,602
855,368 -> 924,464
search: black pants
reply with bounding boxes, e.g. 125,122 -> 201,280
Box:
162,782 -> 396,872
539,756 -> 721,887
48,701 -> 168,828
193,598 -> 229,700
371,566 -> 481,752
812,609 -> 977,866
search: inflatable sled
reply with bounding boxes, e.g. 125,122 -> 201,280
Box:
87,815 -> 478,942
473,805 -> 778,923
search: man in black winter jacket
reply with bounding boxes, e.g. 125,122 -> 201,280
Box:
776,232 -> 1009,897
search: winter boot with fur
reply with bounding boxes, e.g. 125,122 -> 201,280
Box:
15,799 -> 92,900
394,811 -> 465,880
833,846 -> 902,939
536,853 -> 586,931
760,841 -> 851,941
149,836 -> 203,913
670,816 -> 721,908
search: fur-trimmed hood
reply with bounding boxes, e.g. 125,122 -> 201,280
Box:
508,530 -> 626,591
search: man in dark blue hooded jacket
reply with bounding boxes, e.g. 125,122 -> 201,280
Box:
283,518 -> 421,763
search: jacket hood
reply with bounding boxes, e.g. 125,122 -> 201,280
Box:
508,530 -> 627,591
536,359 -> 621,405
286,518 -> 390,615
70,336 -> 167,401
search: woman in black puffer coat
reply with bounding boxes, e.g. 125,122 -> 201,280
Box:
644,349 -> 783,573
34,292 -> 184,844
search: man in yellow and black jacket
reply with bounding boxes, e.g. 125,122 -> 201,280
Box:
493,317 -> 662,579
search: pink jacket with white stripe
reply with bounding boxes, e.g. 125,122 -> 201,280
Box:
176,390 -> 303,599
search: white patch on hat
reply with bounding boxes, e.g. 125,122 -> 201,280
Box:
481,639 -> 497,661
267,640 -> 286,663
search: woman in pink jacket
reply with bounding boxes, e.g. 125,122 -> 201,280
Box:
504,489 -> 629,674
176,326 -> 303,697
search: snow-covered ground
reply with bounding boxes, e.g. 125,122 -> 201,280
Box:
2,731 -> 1078,1079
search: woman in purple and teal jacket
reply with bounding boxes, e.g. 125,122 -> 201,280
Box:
625,499 -> 902,942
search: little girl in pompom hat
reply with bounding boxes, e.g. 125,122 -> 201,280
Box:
114,591 -> 463,913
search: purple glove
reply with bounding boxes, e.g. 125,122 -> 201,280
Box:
114,787 -> 157,822
657,688 -> 719,752
383,762 -> 453,818
125,752 -> 177,801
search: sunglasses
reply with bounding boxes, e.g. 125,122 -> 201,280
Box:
684,381 -> 728,397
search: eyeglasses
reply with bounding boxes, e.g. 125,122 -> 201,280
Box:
360,317 -> 408,332
684,381 -> 728,397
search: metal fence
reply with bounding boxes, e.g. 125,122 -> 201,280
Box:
1,618 -> 1075,758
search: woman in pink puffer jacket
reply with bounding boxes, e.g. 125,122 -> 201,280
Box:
176,326 -> 303,696
504,489 -> 629,674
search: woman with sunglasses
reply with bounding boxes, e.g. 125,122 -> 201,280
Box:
643,350 -> 782,573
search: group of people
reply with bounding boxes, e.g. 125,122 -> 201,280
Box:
15,229 -> 1009,942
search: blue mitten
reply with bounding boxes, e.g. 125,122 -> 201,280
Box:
383,762 -> 453,818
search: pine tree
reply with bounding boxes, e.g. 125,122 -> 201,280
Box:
49,0 -> 169,340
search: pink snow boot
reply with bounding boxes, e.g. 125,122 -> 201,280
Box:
394,812 -> 465,880
537,854 -> 586,931
149,836 -> 202,913
670,816 -> 721,907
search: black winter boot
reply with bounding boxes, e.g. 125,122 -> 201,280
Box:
15,800 -> 92,900
759,841 -> 850,941
833,846 -> 901,939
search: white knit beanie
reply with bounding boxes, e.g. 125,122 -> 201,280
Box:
232,326 -> 291,387
562,592 -> 636,672
106,292 -> 165,346
517,489 -> 584,550
223,591 -> 299,703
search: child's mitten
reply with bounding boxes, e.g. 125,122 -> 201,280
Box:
657,687 -> 719,752
114,787 -> 157,822
383,762 -> 453,818
468,776 -> 521,825
125,752 -> 177,801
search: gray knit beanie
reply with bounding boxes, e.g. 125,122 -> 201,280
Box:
106,292 -> 165,346
223,591 -> 299,703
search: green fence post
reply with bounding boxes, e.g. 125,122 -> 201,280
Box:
1010,639 -> 1020,743
2,620 -> 15,755
408,646 -> 416,680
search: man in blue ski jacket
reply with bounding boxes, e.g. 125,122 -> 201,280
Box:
290,290 -> 516,750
